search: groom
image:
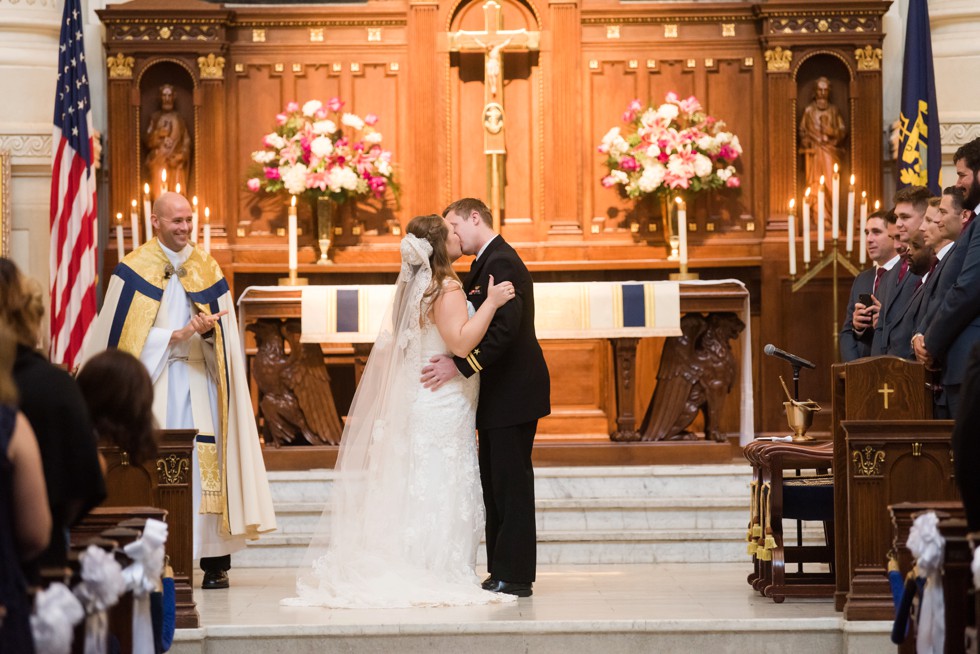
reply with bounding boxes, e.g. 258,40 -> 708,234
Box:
423,198 -> 551,597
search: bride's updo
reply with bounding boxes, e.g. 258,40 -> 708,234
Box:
406,214 -> 460,306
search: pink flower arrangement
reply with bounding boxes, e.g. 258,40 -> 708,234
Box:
598,93 -> 742,200
246,97 -> 397,205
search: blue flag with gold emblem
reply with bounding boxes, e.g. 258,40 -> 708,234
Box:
898,0 -> 941,194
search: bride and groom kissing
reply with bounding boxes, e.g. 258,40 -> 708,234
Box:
283,198 -> 551,608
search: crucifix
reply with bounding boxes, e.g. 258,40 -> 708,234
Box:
448,0 -> 539,231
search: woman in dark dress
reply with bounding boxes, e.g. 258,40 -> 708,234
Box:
0,324 -> 51,653
0,258 -> 105,579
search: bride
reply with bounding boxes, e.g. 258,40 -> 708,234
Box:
283,214 -> 517,608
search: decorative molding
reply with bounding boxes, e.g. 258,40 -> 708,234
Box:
854,45 -> 882,71
664,24 -> 678,38
941,122 -> 980,146
0,134 -> 51,158
197,53 -> 225,79
233,19 -> 406,28
721,23 -> 735,37
106,52 -> 135,79
252,28 -> 266,42
367,27 -> 382,42
605,25 -> 620,39
769,15 -> 879,35
852,446 -> 885,477
310,28 -> 324,42
108,23 -> 221,42
764,46 -> 792,72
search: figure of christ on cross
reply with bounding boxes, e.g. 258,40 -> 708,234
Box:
448,0 -> 539,231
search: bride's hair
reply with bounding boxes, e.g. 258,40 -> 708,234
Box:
406,214 -> 461,309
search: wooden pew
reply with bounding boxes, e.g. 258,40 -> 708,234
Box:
99,429 -> 199,628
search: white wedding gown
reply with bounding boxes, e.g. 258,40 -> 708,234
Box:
283,303 -> 515,608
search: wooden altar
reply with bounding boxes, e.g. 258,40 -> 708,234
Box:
96,0 -> 892,435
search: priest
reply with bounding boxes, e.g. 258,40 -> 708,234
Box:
82,191 -> 276,589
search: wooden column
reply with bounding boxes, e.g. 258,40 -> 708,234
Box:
545,0 -> 582,235
197,54 -> 229,253
408,0 -> 443,215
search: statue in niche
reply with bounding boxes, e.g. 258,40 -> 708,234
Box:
639,312 -> 745,442
144,84 -> 191,198
247,319 -> 342,446
799,76 -> 846,223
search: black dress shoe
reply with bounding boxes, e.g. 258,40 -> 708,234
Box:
202,570 -> 229,589
485,580 -> 532,597
481,576 -> 495,590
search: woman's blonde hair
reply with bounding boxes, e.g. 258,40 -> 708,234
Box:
0,322 -> 19,405
0,258 -> 44,348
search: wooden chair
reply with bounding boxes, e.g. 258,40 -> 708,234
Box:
744,439 -> 834,602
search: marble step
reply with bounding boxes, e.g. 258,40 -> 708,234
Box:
270,496 -> 752,535
266,464 -> 755,505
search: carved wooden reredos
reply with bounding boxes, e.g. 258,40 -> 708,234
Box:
98,0 -> 890,270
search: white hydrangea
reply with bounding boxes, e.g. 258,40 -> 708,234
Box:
312,120 -> 337,136
610,170 -> 629,185
327,166 -> 360,193
264,133 -> 287,150
656,102 -> 679,122
251,150 -> 276,164
645,143 -> 661,159
696,135 -> 719,154
364,131 -> 383,145
302,100 -> 323,117
341,113 -> 365,131
693,153 -> 714,178
637,164 -> 666,193
640,109 -> 658,127
715,131 -> 732,146
376,157 -> 392,177
310,136 -> 334,159
716,166 -> 734,181
730,135 -> 743,154
281,163 -> 309,195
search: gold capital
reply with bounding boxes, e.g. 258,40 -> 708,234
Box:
855,45 -> 883,71
107,52 -> 135,79
764,46 -> 793,72
198,53 -> 226,80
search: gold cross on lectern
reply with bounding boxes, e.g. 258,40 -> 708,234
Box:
448,0 -> 539,232
878,382 -> 894,409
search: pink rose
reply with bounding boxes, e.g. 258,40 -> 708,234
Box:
726,176 -> 741,188
718,145 -> 739,162
619,156 -> 639,172
622,99 -> 642,123
315,108 -> 328,120
364,113 -> 379,126
285,102 -> 299,113
327,97 -> 344,112
264,167 -> 281,180
275,113 -> 288,126
601,175 -> 617,188
665,91 -> 679,103
247,178 -> 261,192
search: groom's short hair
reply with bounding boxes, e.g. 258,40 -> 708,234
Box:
443,198 -> 493,228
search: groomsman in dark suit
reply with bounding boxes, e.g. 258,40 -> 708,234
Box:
872,186 -> 929,355
921,138 -> 980,529
422,198 -> 551,597
840,210 -> 897,361
914,140 -> 980,418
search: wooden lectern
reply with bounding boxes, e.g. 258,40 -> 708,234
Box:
831,356 -> 958,620
100,429 -> 199,628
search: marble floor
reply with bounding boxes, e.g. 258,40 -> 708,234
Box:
172,563 -> 895,654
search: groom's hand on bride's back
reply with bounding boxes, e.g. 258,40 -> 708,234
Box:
422,354 -> 459,390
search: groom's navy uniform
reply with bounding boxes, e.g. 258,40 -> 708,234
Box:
454,235 -> 550,586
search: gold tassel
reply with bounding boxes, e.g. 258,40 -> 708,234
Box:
751,523 -> 762,538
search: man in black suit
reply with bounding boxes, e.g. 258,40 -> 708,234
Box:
872,187 -> 929,355
839,210 -> 897,361
422,198 -> 551,597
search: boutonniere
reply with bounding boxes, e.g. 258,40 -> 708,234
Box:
468,286 -> 482,296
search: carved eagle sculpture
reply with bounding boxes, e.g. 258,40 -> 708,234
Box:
695,312 -> 745,442
639,313 -> 708,441
246,319 -> 342,447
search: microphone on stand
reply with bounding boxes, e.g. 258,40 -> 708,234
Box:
764,344 -> 816,369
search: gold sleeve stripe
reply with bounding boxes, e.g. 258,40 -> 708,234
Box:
467,353 -> 483,372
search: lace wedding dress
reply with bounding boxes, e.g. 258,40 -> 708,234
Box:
283,235 -> 514,609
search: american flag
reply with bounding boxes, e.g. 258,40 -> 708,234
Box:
49,0 -> 97,369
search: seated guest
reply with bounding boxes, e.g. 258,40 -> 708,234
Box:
0,324 -> 51,653
0,257 -> 105,579
872,187 -> 929,355
840,210 -> 898,361
77,349 -> 157,466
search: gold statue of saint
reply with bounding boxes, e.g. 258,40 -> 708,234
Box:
144,84 -> 191,199
799,77 -> 846,221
